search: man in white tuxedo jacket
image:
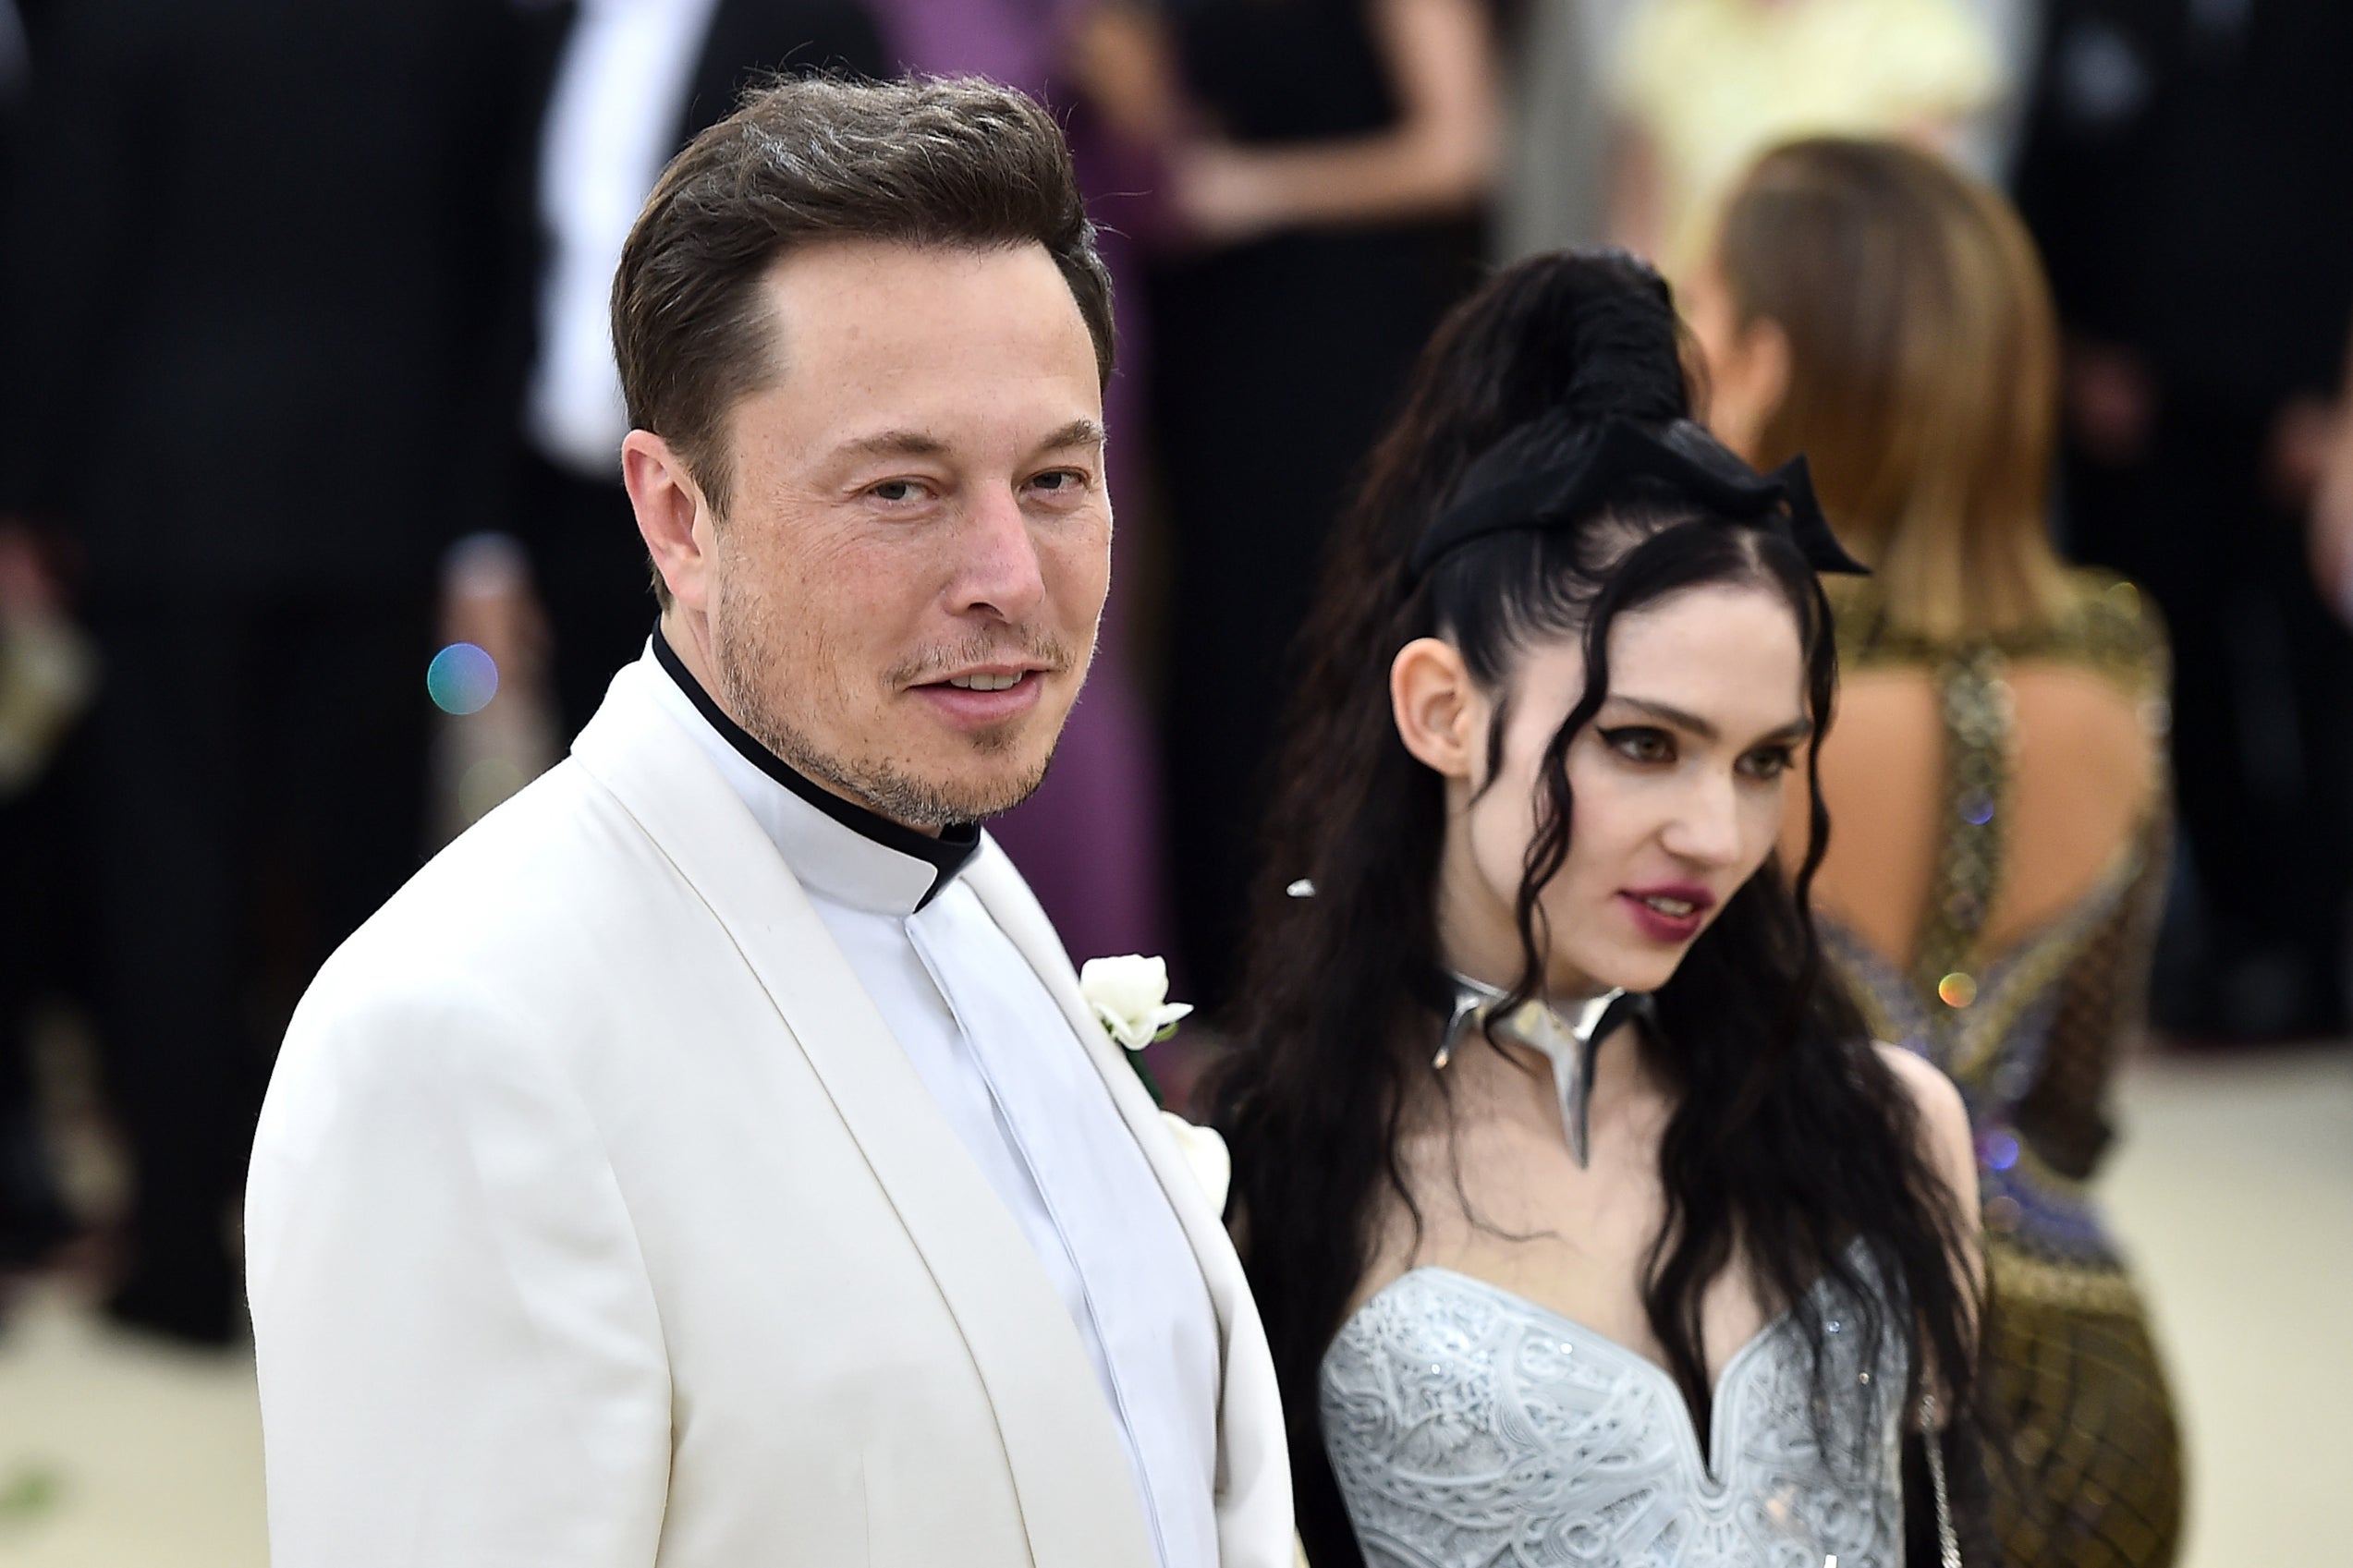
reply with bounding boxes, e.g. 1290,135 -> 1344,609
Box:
245,76 -> 1293,1568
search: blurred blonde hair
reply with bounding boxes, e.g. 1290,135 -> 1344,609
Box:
1713,137 -> 2070,640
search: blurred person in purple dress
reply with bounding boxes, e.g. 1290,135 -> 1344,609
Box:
2310,322 -> 2353,621
870,0 -> 1180,973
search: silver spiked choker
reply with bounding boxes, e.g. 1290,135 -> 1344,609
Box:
1433,974 -> 1643,1166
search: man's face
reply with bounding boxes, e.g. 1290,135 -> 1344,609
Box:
702,240 -> 1110,826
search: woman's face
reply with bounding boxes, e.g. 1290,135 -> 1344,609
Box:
1444,580 -> 1812,998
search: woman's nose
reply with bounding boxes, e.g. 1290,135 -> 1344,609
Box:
1659,771 -> 1746,866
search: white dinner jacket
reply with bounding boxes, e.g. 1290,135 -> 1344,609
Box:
245,662 -> 1294,1568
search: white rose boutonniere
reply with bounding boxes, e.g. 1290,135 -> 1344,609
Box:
1081,957 -> 1213,1188
1078,954 -> 1193,1052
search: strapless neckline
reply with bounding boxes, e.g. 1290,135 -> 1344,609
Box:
1349,1266 -> 1808,1484
1319,1240 -> 1907,1568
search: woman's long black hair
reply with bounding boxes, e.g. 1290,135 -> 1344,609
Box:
1206,250 -> 1984,1564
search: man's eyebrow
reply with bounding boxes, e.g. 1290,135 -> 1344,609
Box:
827,419 -> 1107,465
832,428 -> 952,463
1032,418 -> 1108,453
1604,695 -> 1813,746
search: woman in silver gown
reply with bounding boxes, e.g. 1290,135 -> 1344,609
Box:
1207,251 -> 1989,1566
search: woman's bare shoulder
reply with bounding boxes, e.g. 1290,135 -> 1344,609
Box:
1873,1042 -> 1981,1226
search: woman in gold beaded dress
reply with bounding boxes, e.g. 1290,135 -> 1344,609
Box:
1683,137 -> 2184,1567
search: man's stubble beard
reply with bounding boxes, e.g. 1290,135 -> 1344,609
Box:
710,582 -> 1079,829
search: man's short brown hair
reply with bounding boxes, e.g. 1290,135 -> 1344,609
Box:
612,74 -> 1115,539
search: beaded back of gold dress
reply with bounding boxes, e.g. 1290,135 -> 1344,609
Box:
1820,571 -> 2184,1568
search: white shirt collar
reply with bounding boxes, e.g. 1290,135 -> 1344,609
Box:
638,634 -> 980,918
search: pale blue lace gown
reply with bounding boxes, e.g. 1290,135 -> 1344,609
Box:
1319,1252 -> 1907,1567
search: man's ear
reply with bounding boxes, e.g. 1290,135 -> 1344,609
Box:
1391,637 -> 1483,781
623,430 -> 716,614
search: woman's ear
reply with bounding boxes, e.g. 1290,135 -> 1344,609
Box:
1391,637 -> 1483,780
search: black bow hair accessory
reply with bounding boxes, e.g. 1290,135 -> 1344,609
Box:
1405,417 -> 1870,584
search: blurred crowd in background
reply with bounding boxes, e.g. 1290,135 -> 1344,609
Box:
0,0 -> 2347,1369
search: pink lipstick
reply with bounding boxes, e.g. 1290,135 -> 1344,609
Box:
1616,882 -> 1716,944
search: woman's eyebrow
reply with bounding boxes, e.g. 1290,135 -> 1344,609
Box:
1604,695 -> 1813,746
1606,695 -> 1718,740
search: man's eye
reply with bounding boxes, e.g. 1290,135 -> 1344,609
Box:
1029,469 -> 1086,495
869,480 -> 928,504
1600,726 -> 1674,764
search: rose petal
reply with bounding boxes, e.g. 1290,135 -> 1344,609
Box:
1158,1112 -> 1231,1213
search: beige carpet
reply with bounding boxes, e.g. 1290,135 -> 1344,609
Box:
0,1045 -> 2342,1565
0,1282 -> 264,1565
2100,1045 -> 2353,1564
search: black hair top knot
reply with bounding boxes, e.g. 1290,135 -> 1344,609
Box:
1540,249 -> 1688,426
1407,416 -> 1870,585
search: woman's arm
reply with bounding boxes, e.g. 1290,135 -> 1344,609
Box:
1167,0 -> 1501,243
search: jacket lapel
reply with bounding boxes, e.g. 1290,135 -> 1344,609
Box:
963,845 -> 1297,1567
570,665 -> 1158,1568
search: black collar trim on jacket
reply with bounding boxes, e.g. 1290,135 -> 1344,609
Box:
652,626 -> 981,910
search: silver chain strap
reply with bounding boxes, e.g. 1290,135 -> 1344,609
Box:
1920,1394 -> 1962,1568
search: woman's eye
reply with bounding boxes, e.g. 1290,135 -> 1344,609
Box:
1739,746 -> 1796,780
1601,725 -> 1674,764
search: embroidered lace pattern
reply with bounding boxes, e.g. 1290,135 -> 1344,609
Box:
1319,1264 -> 1907,1567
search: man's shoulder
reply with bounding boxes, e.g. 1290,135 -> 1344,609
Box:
263,757 -> 692,1147
383,755 -> 641,916
297,757 -> 679,1038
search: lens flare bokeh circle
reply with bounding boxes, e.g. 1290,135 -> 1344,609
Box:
427,642 -> 499,716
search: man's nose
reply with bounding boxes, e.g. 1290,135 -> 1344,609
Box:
949,485 -> 1047,623
1658,771 -> 1745,866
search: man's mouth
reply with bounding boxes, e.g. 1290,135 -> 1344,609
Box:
910,666 -> 1049,730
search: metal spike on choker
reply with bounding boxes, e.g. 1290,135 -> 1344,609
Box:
1433,974 -> 1645,1167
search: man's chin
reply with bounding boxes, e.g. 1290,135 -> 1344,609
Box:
931,748 -> 1057,822
887,695 -> 1071,820
841,740 -> 1055,829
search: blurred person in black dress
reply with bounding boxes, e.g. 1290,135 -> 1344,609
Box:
511,0 -> 884,741
2015,0 -> 2353,1039
1089,0 -> 1503,1011
0,0 -> 88,1279
0,0 -> 545,1343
